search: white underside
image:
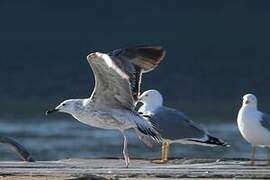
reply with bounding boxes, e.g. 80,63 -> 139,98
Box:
238,106 -> 270,147
71,108 -> 136,130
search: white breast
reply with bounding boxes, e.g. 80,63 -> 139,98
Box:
71,108 -> 135,130
237,107 -> 270,146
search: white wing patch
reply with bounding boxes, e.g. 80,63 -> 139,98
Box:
101,53 -> 129,80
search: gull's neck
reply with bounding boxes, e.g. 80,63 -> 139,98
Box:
139,101 -> 162,114
241,104 -> 258,110
67,98 -> 90,114
240,104 -> 258,116
82,98 -> 92,106
68,98 -> 93,119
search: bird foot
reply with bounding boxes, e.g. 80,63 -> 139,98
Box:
152,159 -> 168,164
124,156 -> 130,168
125,160 -> 129,168
250,161 -> 256,166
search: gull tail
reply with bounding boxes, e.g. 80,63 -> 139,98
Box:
189,135 -> 229,147
0,136 -> 35,162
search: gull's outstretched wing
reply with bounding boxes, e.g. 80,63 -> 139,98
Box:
87,47 -> 163,140
88,52 -> 133,109
0,136 -> 34,162
89,46 -> 166,108
108,46 -> 166,100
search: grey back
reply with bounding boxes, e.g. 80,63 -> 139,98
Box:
146,107 -> 206,141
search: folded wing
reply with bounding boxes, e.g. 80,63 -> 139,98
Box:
144,107 -> 207,141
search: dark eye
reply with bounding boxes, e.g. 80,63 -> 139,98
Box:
62,104 -> 66,106
145,95 -> 148,97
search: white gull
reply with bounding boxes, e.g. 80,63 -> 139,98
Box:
237,93 -> 270,165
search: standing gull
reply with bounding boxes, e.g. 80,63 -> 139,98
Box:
237,93 -> 270,165
46,46 -> 165,167
137,89 -> 228,163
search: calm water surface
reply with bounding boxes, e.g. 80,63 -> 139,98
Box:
0,118 -> 266,161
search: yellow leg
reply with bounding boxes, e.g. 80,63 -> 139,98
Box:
163,142 -> 170,162
152,143 -> 169,164
160,143 -> 166,161
250,146 -> 256,165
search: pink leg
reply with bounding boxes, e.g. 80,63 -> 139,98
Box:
121,131 -> 129,168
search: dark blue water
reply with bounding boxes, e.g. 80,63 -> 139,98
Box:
0,118 -> 267,161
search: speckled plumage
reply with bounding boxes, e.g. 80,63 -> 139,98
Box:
48,46 -> 166,167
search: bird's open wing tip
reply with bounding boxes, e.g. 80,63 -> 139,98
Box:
108,45 -> 166,72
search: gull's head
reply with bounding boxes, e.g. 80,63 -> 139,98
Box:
242,93 -> 257,107
138,89 -> 163,109
46,99 -> 79,115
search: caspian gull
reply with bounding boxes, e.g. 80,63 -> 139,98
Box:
237,93 -> 270,165
46,46 -> 166,167
137,89 -> 228,164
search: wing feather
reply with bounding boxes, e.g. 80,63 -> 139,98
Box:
144,107 -> 206,141
87,46 -> 166,139
88,53 -> 133,109
109,46 -> 166,100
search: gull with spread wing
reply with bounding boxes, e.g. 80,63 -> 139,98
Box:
46,46 -> 165,167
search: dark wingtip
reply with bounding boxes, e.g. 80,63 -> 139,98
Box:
205,135 -> 230,147
133,45 -> 166,61
128,45 -> 166,72
25,156 -> 35,162
109,45 -> 166,72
